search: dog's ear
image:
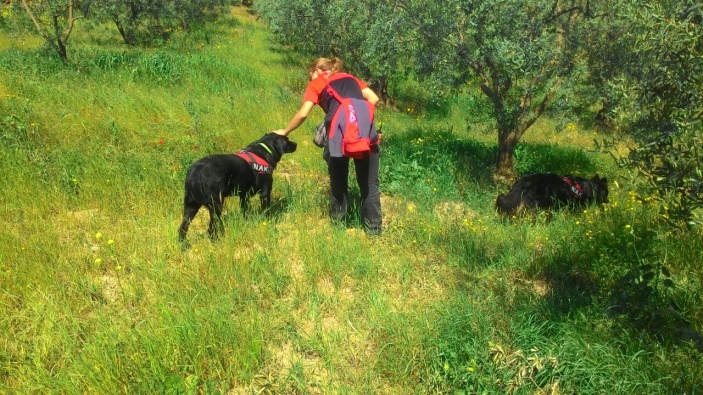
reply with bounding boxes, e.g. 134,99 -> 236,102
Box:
285,140 -> 298,153
593,174 -> 607,184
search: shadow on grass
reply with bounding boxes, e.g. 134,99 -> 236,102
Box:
381,127 -> 496,198
268,45 -> 308,70
523,217 -> 703,357
514,142 -> 602,176
182,195 -> 292,245
536,255 -> 601,317
381,127 -> 605,202
523,219 -> 638,320
266,195 -> 292,219
425,213 -> 702,392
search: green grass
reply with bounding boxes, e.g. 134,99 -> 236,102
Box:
1,6 -> 702,394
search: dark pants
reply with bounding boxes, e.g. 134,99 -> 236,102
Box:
325,145 -> 382,234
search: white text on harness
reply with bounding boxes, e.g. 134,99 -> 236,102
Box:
252,163 -> 270,173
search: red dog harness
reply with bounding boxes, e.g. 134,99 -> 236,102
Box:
562,177 -> 584,199
235,150 -> 271,175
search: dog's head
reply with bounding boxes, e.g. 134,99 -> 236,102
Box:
245,133 -> 297,168
264,132 -> 297,154
589,174 -> 609,204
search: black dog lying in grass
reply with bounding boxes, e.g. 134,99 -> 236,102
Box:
496,173 -> 609,217
178,132 -> 297,244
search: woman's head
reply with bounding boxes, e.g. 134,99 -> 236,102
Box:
308,57 -> 343,79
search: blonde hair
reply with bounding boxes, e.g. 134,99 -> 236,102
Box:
308,57 -> 344,75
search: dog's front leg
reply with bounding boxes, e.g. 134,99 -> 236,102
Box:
260,178 -> 272,212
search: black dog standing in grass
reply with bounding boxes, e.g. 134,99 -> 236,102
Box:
496,173 -> 609,217
178,133 -> 297,245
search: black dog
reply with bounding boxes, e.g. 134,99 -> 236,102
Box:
178,132 -> 297,243
496,173 -> 609,217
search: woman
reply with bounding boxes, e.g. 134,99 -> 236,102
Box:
273,57 -> 382,235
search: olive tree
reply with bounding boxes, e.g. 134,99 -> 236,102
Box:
20,0 -> 84,62
89,0 -> 232,46
253,0 -> 410,103
397,0 -> 613,180
601,1 -> 703,226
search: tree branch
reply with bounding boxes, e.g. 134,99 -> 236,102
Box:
480,81 -> 498,104
20,0 -> 49,40
544,7 -> 580,25
519,76 -> 564,136
63,0 -> 83,43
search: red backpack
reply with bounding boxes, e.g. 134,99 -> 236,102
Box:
326,78 -> 379,159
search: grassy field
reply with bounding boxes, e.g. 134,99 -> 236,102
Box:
1,6 -> 702,394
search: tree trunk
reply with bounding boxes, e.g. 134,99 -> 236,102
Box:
371,77 -> 389,106
56,38 -> 68,62
495,127 -> 519,182
114,19 -> 136,45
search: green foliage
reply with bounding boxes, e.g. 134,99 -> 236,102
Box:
608,261 -> 686,338
253,0 -> 410,99
616,124 -> 703,227
88,0 -> 234,46
400,0 -> 612,177
0,3 -> 21,30
14,0 -> 86,62
599,1 -> 703,227
4,0 -> 237,60
606,1 -> 703,133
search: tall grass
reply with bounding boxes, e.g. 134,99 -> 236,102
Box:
1,6 -> 702,394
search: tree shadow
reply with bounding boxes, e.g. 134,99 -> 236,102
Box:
381,127 -> 605,202
268,45 -> 308,70
265,195 -> 292,219
333,194 -> 366,230
186,195 -> 293,243
380,127 -> 497,197
524,219 -> 703,354
513,142 -> 602,176
537,254 -> 601,317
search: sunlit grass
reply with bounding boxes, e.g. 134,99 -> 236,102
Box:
1,6 -> 702,395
